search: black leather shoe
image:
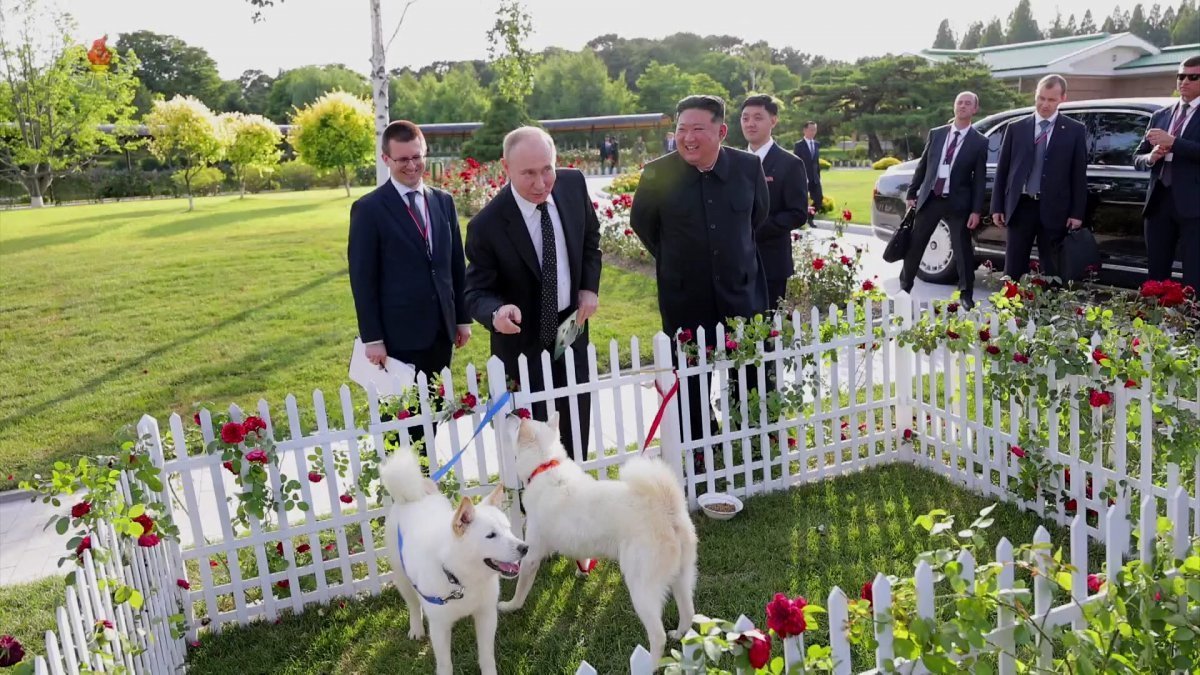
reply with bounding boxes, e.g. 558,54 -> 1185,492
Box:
961,297 -> 976,310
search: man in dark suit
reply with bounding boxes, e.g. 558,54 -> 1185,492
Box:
740,94 -> 808,309
465,127 -> 602,461
631,94 -> 769,448
348,120 -> 470,447
1133,55 -> 1200,290
990,74 -> 1088,282
900,92 -> 989,308
793,121 -> 823,224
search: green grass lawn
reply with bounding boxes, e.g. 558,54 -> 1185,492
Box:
0,190 -> 662,484
818,169 -> 881,224
174,463 -> 1086,674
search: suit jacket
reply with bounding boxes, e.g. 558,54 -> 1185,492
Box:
906,124 -> 987,215
793,138 -> 823,204
1134,101 -> 1200,219
755,143 -> 809,280
464,169 -> 602,369
630,147 -> 769,334
347,182 -> 467,355
990,114 -> 1088,228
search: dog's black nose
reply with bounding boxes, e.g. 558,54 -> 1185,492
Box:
517,544 -> 529,557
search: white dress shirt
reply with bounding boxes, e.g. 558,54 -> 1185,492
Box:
1165,98 -> 1198,163
512,190 -> 571,312
936,123 -> 972,195
804,138 -> 816,157
749,138 -> 775,161
391,177 -> 430,254
1033,112 -> 1058,147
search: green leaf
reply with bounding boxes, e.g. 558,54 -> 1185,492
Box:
127,503 -> 145,519
129,589 -> 144,610
55,516 -> 69,535
65,571 -> 76,586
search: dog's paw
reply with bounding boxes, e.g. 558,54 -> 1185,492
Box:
498,600 -> 522,613
668,629 -> 682,641
407,624 -> 425,640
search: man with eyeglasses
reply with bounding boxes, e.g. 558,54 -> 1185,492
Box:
348,120 -> 471,449
1134,55 -> 1200,291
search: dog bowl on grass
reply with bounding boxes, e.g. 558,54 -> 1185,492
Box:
697,493 -> 743,520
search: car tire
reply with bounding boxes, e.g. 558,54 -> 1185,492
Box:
915,219 -> 960,285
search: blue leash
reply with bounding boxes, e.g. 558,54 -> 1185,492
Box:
396,390 -> 513,604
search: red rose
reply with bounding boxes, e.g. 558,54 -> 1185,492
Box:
209,560 -> 219,568
452,409 -> 466,420
979,329 -> 991,342
0,634 -> 25,667
177,579 -> 190,590
1160,286 -> 1185,307
220,422 -> 246,445
515,408 -> 531,419
1140,280 -> 1164,297
623,228 -> 633,236
947,302 -> 959,313
725,339 -> 739,351
1010,445 -> 1026,459
946,330 -> 960,339
1029,260 -> 1040,272
461,393 -> 478,408
765,593 -> 808,637
1075,306 -> 1085,316
437,384 -> 446,398
75,535 -> 92,557
678,329 -> 693,343
296,544 -> 311,554
812,258 -> 825,270
1124,379 -> 1138,388
903,428 -> 913,441
1092,348 -> 1108,364
1086,574 -> 1103,594
1131,337 -> 1141,352
860,582 -> 874,606
72,501 -> 92,519
308,471 -> 323,483
340,494 -> 353,504
275,580 -> 289,589
193,412 -> 202,426
769,329 -> 780,338
241,416 -> 266,435
396,410 -> 412,420
245,449 -> 269,464
605,208 -> 615,219
787,437 -> 797,448
138,533 -> 160,547
986,345 -> 1000,355
842,209 -> 853,221
862,280 -> 875,291
133,513 -> 154,534
739,629 -> 772,669
1013,353 -> 1030,364
840,255 -> 852,266
275,542 -> 284,556
1003,281 -> 1020,299
1088,389 -> 1113,408
222,460 -> 235,473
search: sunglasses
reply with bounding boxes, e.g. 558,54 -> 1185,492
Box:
1178,74 -> 1200,82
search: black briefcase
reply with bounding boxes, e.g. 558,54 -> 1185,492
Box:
1060,228 -> 1101,282
882,208 -> 916,263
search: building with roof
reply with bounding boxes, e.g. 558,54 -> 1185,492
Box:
917,33 -> 1198,101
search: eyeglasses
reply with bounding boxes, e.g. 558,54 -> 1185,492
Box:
387,154 -> 426,166
1178,74 -> 1200,82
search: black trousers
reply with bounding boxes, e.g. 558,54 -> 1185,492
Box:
899,197 -> 976,298
1005,196 -> 1066,281
766,277 -> 788,311
1145,184 -> 1200,290
391,330 -> 454,456
520,308 -> 592,462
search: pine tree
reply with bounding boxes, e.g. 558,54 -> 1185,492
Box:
960,21 -> 985,49
933,19 -> 957,48
1172,1 -> 1199,45
1006,0 -> 1042,42
1079,9 -> 1099,33
979,18 -> 1006,47
1129,4 -> 1152,38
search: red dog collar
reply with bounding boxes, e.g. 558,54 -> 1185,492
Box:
526,459 -> 560,485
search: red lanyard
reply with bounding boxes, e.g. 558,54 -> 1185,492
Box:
403,189 -> 432,254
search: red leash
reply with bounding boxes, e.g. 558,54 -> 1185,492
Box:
642,372 -> 680,454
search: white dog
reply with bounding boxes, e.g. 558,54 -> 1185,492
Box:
381,450 -> 527,675
500,415 -> 698,665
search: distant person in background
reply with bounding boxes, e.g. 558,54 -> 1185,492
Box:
664,131 -> 676,153
608,135 -> 620,173
793,121 -> 823,224
1133,55 -> 1200,290
598,136 -> 611,173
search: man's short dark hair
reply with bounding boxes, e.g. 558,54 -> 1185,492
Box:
676,95 -> 725,123
804,121 -> 818,129
1182,55 -> 1200,69
740,94 -> 779,117
382,120 -> 424,149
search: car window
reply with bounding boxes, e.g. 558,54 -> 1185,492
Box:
985,120 -> 1014,164
1089,111 -> 1150,167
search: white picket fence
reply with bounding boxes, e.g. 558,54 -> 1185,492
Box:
27,295 -> 1199,674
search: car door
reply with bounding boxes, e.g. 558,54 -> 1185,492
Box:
1084,109 -> 1153,268
974,116 -> 1018,251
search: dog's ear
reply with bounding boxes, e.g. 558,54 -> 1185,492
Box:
451,497 -> 475,536
483,484 -> 506,508
548,412 -> 559,431
517,418 -> 537,443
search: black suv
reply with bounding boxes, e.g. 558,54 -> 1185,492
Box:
871,97 -> 1179,286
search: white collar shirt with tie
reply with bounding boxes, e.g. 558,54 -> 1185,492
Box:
512,190 -> 571,312
936,123 -> 972,195
1033,112 -> 1058,147
805,138 -> 816,157
1165,98 -> 1198,163
391,177 -> 430,254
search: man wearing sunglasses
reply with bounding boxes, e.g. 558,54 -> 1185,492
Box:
1134,56 -> 1200,291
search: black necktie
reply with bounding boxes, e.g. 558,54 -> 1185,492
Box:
536,203 -> 558,348
407,191 -> 428,254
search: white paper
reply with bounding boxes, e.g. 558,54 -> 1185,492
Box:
553,311 -> 581,360
348,337 -> 415,396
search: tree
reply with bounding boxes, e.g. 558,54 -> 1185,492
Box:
1102,7 -> 1131,32
222,69 -> 274,116
527,51 -> 634,119
461,95 -> 532,161
636,61 -> 730,116
144,96 -> 225,211
289,91 -> 374,197
265,65 -> 369,122
1079,9 -> 1099,33
1006,0 -> 1041,43
979,18 -> 1006,47
1129,3 -> 1152,39
737,41 -> 776,93
933,19 -> 957,48
114,30 -> 223,111
220,112 -> 281,198
1153,5 -> 1177,46
960,22 -> 985,49
463,0 -> 537,161
1172,1 -> 1199,45
1045,12 -> 1074,38
0,0 -> 139,206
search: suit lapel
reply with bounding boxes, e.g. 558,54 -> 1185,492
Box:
423,187 -> 446,259
380,183 -> 428,254
550,175 -> 579,291
501,187 -> 541,278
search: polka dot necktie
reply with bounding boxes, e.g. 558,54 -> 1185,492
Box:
537,202 -> 558,349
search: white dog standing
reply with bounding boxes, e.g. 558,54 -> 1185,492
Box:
382,450 -> 527,675
500,415 -> 698,665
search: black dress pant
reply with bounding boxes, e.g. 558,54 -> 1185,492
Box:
1145,184 -> 1200,290
899,197 -> 976,298
391,329 -> 454,457
1005,196 -> 1066,281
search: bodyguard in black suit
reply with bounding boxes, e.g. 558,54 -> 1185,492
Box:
348,120 -> 470,399
740,95 -> 808,309
1133,56 -> 1200,290
990,75 -> 1088,281
631,95 -> 769,448
793,121 -> 823,222
900,92 -> 988,307
465,127 -> 602,461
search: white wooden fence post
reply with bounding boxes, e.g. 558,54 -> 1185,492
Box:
893,293 -> 915,462
872,573 -> 893,670
652,332 -> 685,486
827,587 -> 852,675
629,645 -> 655,675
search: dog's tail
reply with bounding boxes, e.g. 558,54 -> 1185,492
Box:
379,449 -> 428,504
621,456 -> 688,516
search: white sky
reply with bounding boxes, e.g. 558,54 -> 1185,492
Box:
63,0 -> 1121,79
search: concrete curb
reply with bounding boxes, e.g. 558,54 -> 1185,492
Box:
812,219 -> 877,238
0,488 -> 35,505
